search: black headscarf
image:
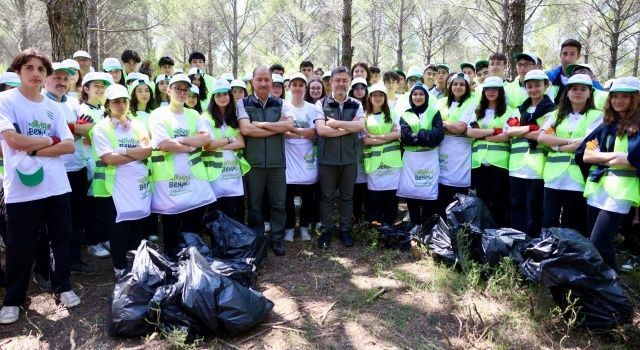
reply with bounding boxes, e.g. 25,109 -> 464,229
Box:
407,83 -> 430,115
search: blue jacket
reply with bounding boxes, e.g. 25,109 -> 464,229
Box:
546,65 -> 604,91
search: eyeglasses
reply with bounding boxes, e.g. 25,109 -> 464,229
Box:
517,62 -> 534,68
173,87 -> 189,94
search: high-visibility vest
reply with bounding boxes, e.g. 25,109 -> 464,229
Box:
0,156 -> 4,176
400,105 -> 439,152
593,90 -> 608,111
543,109 -> 602,184
90,118 -> 150,197
584,135 -> 640,206
149,109 -> 208,182
508,117 -> 546,176
363,112 -> 402,173
201,114 -> 250,180
471,107 -> 513,169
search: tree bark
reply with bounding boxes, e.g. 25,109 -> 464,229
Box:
396,0 -> 405,70
633,31 -> 640,77
46,0 -> 88,61
505,0 -> 525,79
87,0 -> 99,65
16,0 -> 30,50
341,0 -> 353,68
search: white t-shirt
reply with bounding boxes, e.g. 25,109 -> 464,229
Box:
366,113 -> 401,191
510,106 -> 542,179
541,112 -> 603,191
0,88 -> 73,203
148,107 -> 216,214
93,119 -> 151,222
131,110 -> 151,130
285,102 -> 318,184
47,93 -> 87,172
439,101 -> 475,187
587,185 -> 632,215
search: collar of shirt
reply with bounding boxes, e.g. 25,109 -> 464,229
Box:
252,93 -> 272,107
328,93 -> 349,105
43,90 -> 67,103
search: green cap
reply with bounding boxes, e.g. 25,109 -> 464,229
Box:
475,60 -> 489,71
566,63 -> 593,77
459,62 -> 475,72
435,64 -> 449,72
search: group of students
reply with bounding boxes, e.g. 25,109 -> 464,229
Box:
0,37 -> 638,325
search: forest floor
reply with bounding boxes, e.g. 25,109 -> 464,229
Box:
0,221 -> 639,350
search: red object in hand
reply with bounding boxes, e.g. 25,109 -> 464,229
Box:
493,128 -> 503,135
528,124 -> 540,132
51,136 -> 61,145
76,114 -> 94,125
67,123 -> 75,133
506,118 -> 520,127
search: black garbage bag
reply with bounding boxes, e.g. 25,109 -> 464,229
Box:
205,210 -> 268,266
148,281 -> 205,338
181,247 -> 274,336
177,232 -> 214,261
446,194 -> 496,262
481,228 -> 530,267
210,258 -> 258,288
108,241 -> 177,337
416,215 -> 458,265
378,224 -> 412,251
520,228 -> 633,329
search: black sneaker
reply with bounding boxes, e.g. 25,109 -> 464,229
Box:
318,232 -> 332,250
70,261 -> 96,275
339,231 -> 354,248
33,272 -> 52,291
271,237 -> 286,256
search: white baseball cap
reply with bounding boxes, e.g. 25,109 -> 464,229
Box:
451,72 -> 471,84
368,83 -> 387,95
609,77 -> 640,93
169,73 -> 191,87
72,50 -> 91,59
230,79 -> 246,90
322,71 -> 332,79
483,76 -> 504,88
51,62 -> 75,75
11,152 -> 43,187
61,59 -> 80,72
514,52 -> 539,64
102,57 -> 123,72
523,69 -> 549,82
0,72 -> 20,87
189,86 -> 200,95
130,79 -> 151,92
155,74 -> 171,84
220,72 -> 234,81
188,67 -> 205,76
105,84 -> 130,100
566,74 -> 593,87
211,79 -> 231,94
241,73 -> 252,82
289,72 -> 307,84
81,72 -> 113,86
407,67 -> 423,79
350,77 -> 367,88
272,74 -> 284,84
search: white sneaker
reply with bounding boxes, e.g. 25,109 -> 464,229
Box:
58,290 -> 81,308
300,226 -> 312,241
0,306 -> 19,324
114,268 -> 126,279
88,244 -> 110,258
148,235 -> 159,242
264,222 -> 271,232
101,241 -> 111,251
284,229 -> 294,242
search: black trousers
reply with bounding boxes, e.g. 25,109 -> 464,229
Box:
210,195 -> 245,224
587,205 -> 628,270
4,194 -> 72,306
542,188 -> 587,235
85,195 -> 107,245
162,206 -> 205,259
406,198 -> 437,225
367,190 -> 398,225
471,165 -> 509,227
437,184 -> 469,218
509,177 -> 544,236
67,168 -> 88,264
285,184 -> 317,229
353,183 -> 368,221
96,197 -> 144,270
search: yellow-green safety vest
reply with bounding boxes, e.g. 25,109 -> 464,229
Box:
471,107 -> 514,169
400,105 -> 439,152
543,109 -> 602,184
363,112 -> 402,173
583,135 -> 640,206
149,109 -> 208,182
0,156 -> 4,176
90,118 -> 151,197
202,117 -> 251,180
593,90 -> 608,111
504,80 -> 559,108
437,97 -> 475,124
508,117 -> 547,176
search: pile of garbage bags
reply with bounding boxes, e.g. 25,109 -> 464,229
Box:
107,211 -> 273,338
411,194 -> 634,329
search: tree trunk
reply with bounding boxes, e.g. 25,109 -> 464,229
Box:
505,0 -> 525,79
396,0 -> 405,70
608,31 -> 619,79
206,23 -> 214,75
633,31 -> 640,77
499,0 -> 509,54
231,0 -> 239,78
16,0 -> 30,50
583,24 -> 592,64
88,0 -> 99,66
341,0 -> 353,68
46,0 -> 88,61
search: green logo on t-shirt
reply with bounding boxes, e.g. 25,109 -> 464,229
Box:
27,120 -> 52,136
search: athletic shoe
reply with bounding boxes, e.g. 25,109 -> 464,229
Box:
101,241 -> 111,252
318,232 -> 331,250
0,306 -> 19,324
284,229 -> 295,242
271,238 -> 286,256
264,222 -> 271,232
33,272 -> 52,291
339,231 -> 354,248
70,261 -> 97,275
300,227 -> 312,241
88,244 -> 110,258
620,258 -> 637,272
114,268 -> 126,279
147,235 -> 159,242
58,290 -> 81,308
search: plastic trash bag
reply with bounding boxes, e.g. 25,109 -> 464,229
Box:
481,228 -> 530,267
378,223 -> 412,251
177,232 -> 214,261
148,281 -> 204,338
520,228 -> 633,329
205,210 -> 268,266
417,215 -> 457,265
210,258 -> 258,288
181,247 -> 274,336
446,194 -> 496,262
108,241 -> 177,337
